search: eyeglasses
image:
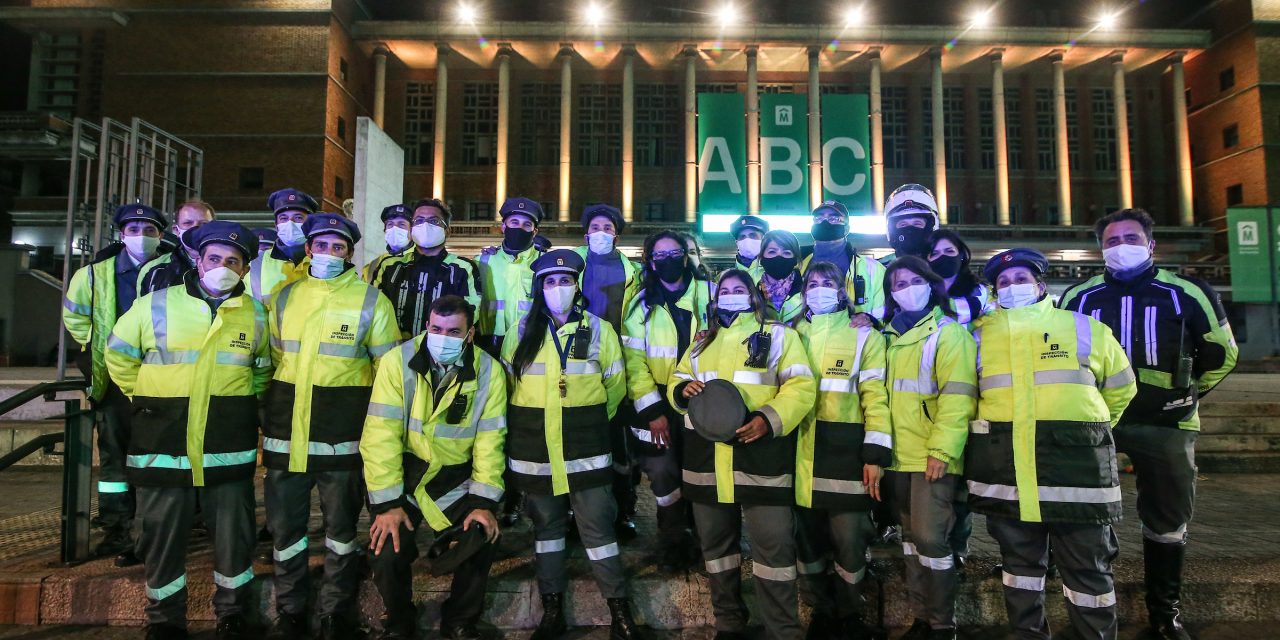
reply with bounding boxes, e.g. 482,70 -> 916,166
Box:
814,212 -> 846,223
651,249 -> 686,260
413,217 -> 447,228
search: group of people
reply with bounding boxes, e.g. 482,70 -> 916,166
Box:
60,181 -> 1236,640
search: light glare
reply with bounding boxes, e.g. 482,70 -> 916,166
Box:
843,5 -> 864,26
585,1 -> 607,25
456,2 -> 477,23
716,3 -> 737,27
970,7 -> 993,28
1098,10 -> 1119,30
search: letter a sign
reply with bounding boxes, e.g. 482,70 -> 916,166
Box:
697,93 -> 747,216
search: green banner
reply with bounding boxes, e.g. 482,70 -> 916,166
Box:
696,93 -> 747,216
759,93 -> 809,214
1226,207 -> 1275,303
820,93 -> 874,215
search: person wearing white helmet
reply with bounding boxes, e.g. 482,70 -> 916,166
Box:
883,184 -> 942,265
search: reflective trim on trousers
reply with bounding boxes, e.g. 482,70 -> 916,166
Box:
536,538 -> 566,554
1142,523 -> 1188,544
325,537 -> 359,556
1002,571 -> 1046,592
834,562 -> 866,585
902,542 -> 917,556
213,567 -> 255,590
705,554 -> 741,573
916,552 -> 955,570
1062,584 -> 1117,608
654,487 -> 682,507
796,559 -> 827,575
753,563 -> 797,581
98,480 -> 129,493
585,542 -> 620,561
274,537 -> 308,562
146,573 -> 187,602
631,427 -> 654,443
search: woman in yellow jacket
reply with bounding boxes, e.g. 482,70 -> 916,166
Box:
757,230 -> 805,325
882,256 -> 978,640
500,249 -> 643,640
669,268 -> 817,640
793,261 -> 892,639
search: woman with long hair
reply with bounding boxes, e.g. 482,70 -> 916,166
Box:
881,256 -> 977,640
669,269 -> 817,640
757,230 -> 805,324
927,229 -> 992,329
500,248 -> 644,640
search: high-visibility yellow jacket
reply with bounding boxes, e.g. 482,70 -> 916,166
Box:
950,283 -> 993,331
620,280 -> 715,453
361,336 -> 507,531
245,246 -> 309,305
501,309 -> 626,496
967,299 -> 1137,524
884,306 -> 977,475
794,311 -> 892,510
363,245 -> 414,285
105,276 -> 272,487
800,243 -> 888,321
63,245 -> 151,401
263,267 -> 401,473
476,245 -> 543,342
669,313 -> 818,506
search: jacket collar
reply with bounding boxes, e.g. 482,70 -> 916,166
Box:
887,306 -> 945,344
1102,265 -> 1158,288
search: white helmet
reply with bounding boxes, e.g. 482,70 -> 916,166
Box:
884,183 -> 940,240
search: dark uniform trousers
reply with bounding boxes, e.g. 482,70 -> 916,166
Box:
369,498 -> 497,632
633,406 -> 690,544
265,468 -> 362,618
527,484 -> 626,599
136,479 -> 255,628
693,501 -> 801,640
795,507 -> 875,620
97,383 -> 135,543
988,516 -> 1120,640
1114,424 -> 1197,544
892,472 -> 962,630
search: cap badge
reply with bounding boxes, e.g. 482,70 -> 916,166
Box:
330,219 -> 338,225
556,258 -> 564,266
288,194 -> 296,201
229,232 -> 239,240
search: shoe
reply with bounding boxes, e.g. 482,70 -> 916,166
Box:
841,614 -> 888,640
440,623 -> 481,639
1145,538 -> 1193,640
94,536 -> 130,558
144,624 -> 187,640
926,628 -> 957,640
500,493 -> 524,527
875,525 -> 902,547
900,619 -> 930,640
215,615 -> 247,640
607,598 -> 644,640
267,612 -> 307,640
320,614 -> 365,640
614,514 -> 638,542
114,549 -> 142,567
257,525 -> 272,542
530,593 -> 567,640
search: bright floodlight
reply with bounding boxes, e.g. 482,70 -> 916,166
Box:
970,7 -> 993,28
585,1 -> 607,25
1098,10 -> 1119,30
716,3 -> 738,27
843,5 -> 864,26
456,2 -> 477,23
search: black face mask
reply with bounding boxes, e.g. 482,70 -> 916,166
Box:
761,255 -> 798,280
653,257 -> 687,284
811,221 -> 848,242
929,254 -> 963,279
503,226 -> 535,252
890,225 -> 931,257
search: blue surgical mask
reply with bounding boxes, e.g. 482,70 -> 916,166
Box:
997,283 -> 1042,309
277,221 -> 305,247
309,253 -> 345,279
426,333 -> 466,366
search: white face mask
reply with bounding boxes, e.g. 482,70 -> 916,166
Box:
544,284 -> 578,315
384,227 -> 410,252
426,332 -> 466,366
1102,243 -> 1151,272
411,222 -> 447,249
276,221 -> 304,246
891,283 -> 933,313
587,231 -> 615,255
997,283 -> 1042,309
805,287 -> 841,315
309,253 -> 345,279
717,294 -> 752,312
737,238 -> 762,261
122,235 -> 159,260
200,266 -> 241,294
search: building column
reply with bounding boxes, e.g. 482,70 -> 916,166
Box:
1112,51 -> 1133,210
869,48 -> 884,215
372,45 -> 389,129
559,44 -> 574,221
684,45 -> 697,223
1170,52 -> 1194,226
746,45 -> 760,215
432,44 -> 449,200
494,44 -> 512,214
991,50 -> 1010,225
808,46 -> 823,209
622,44 -> 635,222
1052,51 -> 1072,225
930,48 -> 947,222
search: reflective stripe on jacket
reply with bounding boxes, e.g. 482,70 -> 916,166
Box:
245,248 -> 308,305
63,247 -> 128,401
476,246 -> 542,341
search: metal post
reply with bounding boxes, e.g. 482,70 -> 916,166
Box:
60,397 -> 93,564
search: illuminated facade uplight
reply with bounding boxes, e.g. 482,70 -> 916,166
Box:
584,1 -> 607,26
1098,10 -> 1119,30
843,5 -> 864,26
456,2 -> 477,23
970,7 -> 993,28
715,3 -> 738,27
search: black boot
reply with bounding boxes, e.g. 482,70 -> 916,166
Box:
840,614 -> 888,640
900,619 -> 931,640
531,593 -> 567,640
806,611 -> 838,639
266,612 -> 307,640
607,598 -> 644,640
1145,538 -> 1193,640
376,603 -> 418,640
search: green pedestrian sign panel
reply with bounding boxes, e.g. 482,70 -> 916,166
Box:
1226,207 -> 1276,302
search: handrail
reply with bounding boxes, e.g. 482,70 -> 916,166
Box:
0,378 -> 86,419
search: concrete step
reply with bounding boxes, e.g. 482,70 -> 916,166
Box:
0,420 -> 63,466
1197,401 -> 1280,418
1197,452 -> 1280,474
1196,434 -> 1280,453
1199,416 -> 1280,436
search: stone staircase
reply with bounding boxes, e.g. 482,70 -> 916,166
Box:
1196,400 -> 1280,473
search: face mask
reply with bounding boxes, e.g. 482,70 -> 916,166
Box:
892,283 -> 933,313
200,266 -> 241,293
1102,243 -> 1151,272
276,221 -> 305,247
503,226 -> 535,252
805,287 -> 841,315
384,227 -> 410,252
426,332 -> 466,366
997,283 -> 1042,309
737,237 -> 762,261
811,221 -> 848,242
544,284 -> 578,315
929,254 -> 963,279
411,222 -> 447,249
122,235 -> 159,260
653,257 -> 686,284
761,255 -> 797,280
889,224 -> 931,257
309,253 -> 345,279
587,231 -> 615,255
717,294 -> 752,313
